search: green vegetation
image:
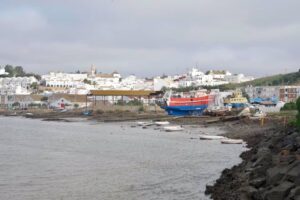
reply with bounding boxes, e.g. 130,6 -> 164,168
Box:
30,82 -> 38,89
83,79 -> 92,84
73,104 -> 79,109
1,65 -> 41,80
116,99 -> 143,106
41,96 -> 48,102
12,102 -> 20,107
28,103 -> 42,108
281,102 -> 297,111
138,106 -> 145,112
296,97 -> 300,128
239,71 -> 300,87
223,70 -> 300,90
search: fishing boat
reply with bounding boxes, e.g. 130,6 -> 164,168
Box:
136,121 -> 153,126
224,90 -> 248,108
154,121 -> 170,126
221,139 -> 243,144
157,90 -> 214,116
163,126 -> 184,132
199,135 -> 225,140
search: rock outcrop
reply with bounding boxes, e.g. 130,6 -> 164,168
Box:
206,127 -> 300,200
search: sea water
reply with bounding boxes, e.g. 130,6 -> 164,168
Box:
0,117 -> 245,200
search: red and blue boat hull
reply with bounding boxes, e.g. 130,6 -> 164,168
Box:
160,95 -> 211,116
163,105 -> 208,116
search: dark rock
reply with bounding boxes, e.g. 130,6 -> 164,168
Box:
250,165 -> 270,180
205,185 -> 214,195
285,161 -> 300,184
252,148 -> 272,168
296,136 -> 300,145
279,155 -> 297,164
263,181 -> 295,200
287,186 -> 300,199
250,178 -> 266,188
266,166 -> 289,185
239,186 -> 258,199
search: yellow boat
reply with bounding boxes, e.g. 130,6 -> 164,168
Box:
224,90 -> 248,108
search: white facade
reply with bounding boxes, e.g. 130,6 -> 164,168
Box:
0,67 -> 8,75
178,68 -> 229,87
42,72 -> 87,88
0,76 -> 38,95
224,74 -> 254,83
245,86 -> 280,99
153,76 -> 176,91
89,73 -> 121,89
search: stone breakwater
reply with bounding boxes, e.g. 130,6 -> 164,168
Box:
206,126 -> 300,200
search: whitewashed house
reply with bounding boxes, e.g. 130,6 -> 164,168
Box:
42,72 -> 87,88
0,76 -> 38,95
224,74 -> 254,83
0,67 -> 8,75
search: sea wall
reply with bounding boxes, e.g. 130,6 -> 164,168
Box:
206,126 -> 300,200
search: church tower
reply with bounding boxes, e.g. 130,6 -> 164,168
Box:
91,64 -> 97,76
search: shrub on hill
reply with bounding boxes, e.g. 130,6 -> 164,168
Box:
296,97 -> 300,128
281,102 -> 297,111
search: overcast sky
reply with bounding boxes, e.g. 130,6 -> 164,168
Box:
0,0 -> 299,77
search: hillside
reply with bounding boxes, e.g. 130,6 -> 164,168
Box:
215,70 -> 300,91
240,70 -> 300,86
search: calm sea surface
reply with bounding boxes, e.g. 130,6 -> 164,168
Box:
0,117 -> 245,200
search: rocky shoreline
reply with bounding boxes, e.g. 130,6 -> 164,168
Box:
206,124 -> 300,200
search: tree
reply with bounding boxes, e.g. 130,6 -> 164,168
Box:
30,82 -> 38,90
83,79 -> 92,84
15,66 -> 25,76
74,104 -> 79,109
296,97 -> 300,127
5,65 -> 14,76
41,96 -> 48,102
281,102 -> 297,111
12,102 -> 20,108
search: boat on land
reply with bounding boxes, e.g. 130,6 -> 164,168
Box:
137,121 -> 153,126
221,139 -> 243,144
6,112 -> 17,116
224,90 -> 248,109
157,90 -> 214,116
163,126 -> 184,132
154,121 -> 170,126
82,110 -> 93,116
199,135 -> 225,140
249,110 -> 266,120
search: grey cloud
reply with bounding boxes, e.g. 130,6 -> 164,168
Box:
0,0 -> 299,77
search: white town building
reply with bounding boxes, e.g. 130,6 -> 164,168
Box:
224,74 -> 254,83
0,67 -> 8,76
0,76 -> 38,95
42,72 -> 88,88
